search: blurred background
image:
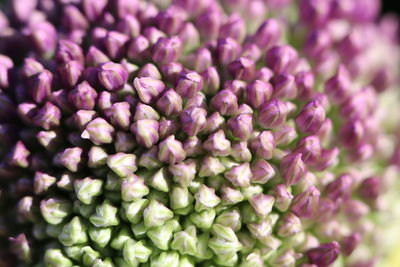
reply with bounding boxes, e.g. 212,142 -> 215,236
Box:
382,0 -> 400,15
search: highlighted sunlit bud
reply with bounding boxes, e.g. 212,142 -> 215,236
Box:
81,118 -> 115,145
291,186 -> 320,218
89,200 -> 119,227
121,174 -> 149,201
58,216 -> 88,246
123,199 -> 149,224
190,209 -> 216,230
143,199 -> 174,228
34,172 -> 56,195
44,249 -> 73,267
88,146 -> 108,168
40,198 -> 72,225
107,152 -> 137,177
195,184 -> 221,211
224,162 -> 252,188
74,177 -> 103,205
158,135 -> 187,164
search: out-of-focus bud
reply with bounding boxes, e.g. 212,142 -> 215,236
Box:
295,100 -> 326,134
29,22 -> 57,59
127,35 -> 150,62
62,5 -> 89,32
265,45 -> 298,74
291,186 -> 320,218
358,176 -> 381,200
215,38 -> 241,66
272,74 -> 297,99
220,13 -> 246,43
277,212 -> 302,237
103,31 -> 129,60
196,8 -> 221,40
325,173 -> 353,202
253,19 -> 281,50
227,57 -> 256,81
56,40 -> 85,65
7,140 -> 30,168
306,241 -> 340,266
9,233 -> 32,263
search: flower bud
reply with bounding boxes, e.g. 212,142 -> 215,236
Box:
189,208 -> 216,231
249,131 -> 275,159
169,160 -> 197,188
203,130 -> 231,156
325,174 -> 353,202
121,174 -> 149,202
30,70 -> 52,104
123,239 -> 152,264
265,45 -> 298,74
258,99 -> 289,129
74,177 -> 103,205
294,136 -> 322,165
107,152 -> 137,177
68,81 -> 98,111
158,135 -> 187,164
271,74 -> 297,99
180,107 -> 207,136
89,200 -> 119,227
58,216 -> 88,246
103,31 -> 129,60
56,40 -> 85,65
230,141 -> 252,162
44,249 -> 73,267
215,38 -> 241,65
196,9 -> 221,41
227,57 -> 256,81
138,146 -> 163,170
8,140 -> 30,168
40,198 -> 72,225
133,77 -> 165,104
291,186 -> 320,218
253,19 -> 281,50
81,246 -> 101,266
295,100 -> 326,134
195,184 -> 221,211
277,212 -> 302,237
128,35 -> 151,62
57,147 -> 83,172
81,118 -> 115,145
209,224 -> 242,254
250,159 -> 275,184
130,119 -> 159,148
143,199 -> 174,228
247,218 -> 273,244
246,80 -> 273,109
306,241 -> 340,266
151,251 -> 180,267
249,194 -> 275,218
153,37 -> 182,65
175,71 -> 203,99
137,63 -> 162,79
97,62 -> 128,91
34,172 -> 56,195
30,22 -> 57,59
358,176 -> 381,200
228,113 -> 253,140
224,162 -> 252,188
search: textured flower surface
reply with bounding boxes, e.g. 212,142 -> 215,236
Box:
0,0 -> 400,266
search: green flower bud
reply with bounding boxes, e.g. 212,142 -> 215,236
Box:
147,188 -> 169,205
9,234 -> 31,264
199,156 -> 226,177
46,224 -> 64,238
239,203 -> 258,224
123,239 -> 153,264
110,227 -> 132,250
178,256 -> 195,267
221,186 -> 245,205
74,177 -> 103,205
138,147 -> 163,170
143,199 -> 174,228
114,257 -> 139,267
241,185 -> 263,199
123,199 -> 149,224
239,250 -> 264,267
209,224 -> 243,255
196,233 -> 213,260
170,186 -> 194,210
93,257 -> 115,267
64,245 -> 84,261
58,216 -> 88,246
174,205 -> 194,215
169,160 -> 197,188
189,209 -> 216,230
82,246 -> 101,266
146,224 -> 173,250
74,200 -> 96,218
34,172 -> 57,195
88,146 -> 108,168
268,249 -> 300,267
248,193 -> 275,218
40,198 -> 72,225
148,167 -> 170,192
121,174 -> 150,201
165,218 -> 182,232
214,252 -> 239,267
131,222 -> 147,239
107,153 -> 137,177
216,208 -> 242,232
237,232 -> 257,254
89,200 -> 120,227
247,218 -> 274,246
194,185 -> 220,212
44,249 -> 73,267
150,251 -> 180,267
89,227 -> 112,248
277,212 -> 302,238
170,226 -> 198,256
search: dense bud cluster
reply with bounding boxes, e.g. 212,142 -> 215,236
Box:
0,0 -> 400,266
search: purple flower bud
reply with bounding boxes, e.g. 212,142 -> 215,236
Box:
295,100 -> 326,134
325,174 -> 353,202
196,9 -> 221,41
271,74 -> 297,99
280,153 -> 307,186
227,113 -> 253,140
85,46 -> 110,67
29,22 -> 57,59
143,26 -> 166,45
158,118 -> 178,140
21,58 -> 43,81
156,89 -> 183,117
180,107 -> 207,136
160,62 -> 183,84
58,61 -> 83,88
158,135 -> 187,164
225,78 -> 247,97
265,45 -> 298,74
219,13 -> 246,43
201,67 -> 220,95
185,92 -> 207,109
34,171 -> 56,195
186,47 -> 213,73
112,0 -> 139,19
258,99 -> 289,129
246,80 -> 273,109
339,120 -> 364,147
183,136 -> 204,157
253,19 -> 281,50
33,102 -> 61,130
17,102 -> 38,125
295,71 -> 315,100
277,212 -> 302,237
117,15 -> 140,38
251,159 -> 275,184
56,40 -> 85,65
152,37 -> 182,65
304,30 -> 331,59
138,146 -> 162,170
8,141 -> 30,168
62,5 -> 89,32
227,57 -> 256,81
249,193 -> 275,217
114,131 -> 136,152
203,130 -> 231,156
291,186 -> 320,218
9,233 -> 31,263
81,118 -> 115,145
68,81 -> 98,110
231,141 -> 252,162
57,147 -> 83,172
249,131 -> 275,160
30,70 -> 52,104
358,177 -> 380,200
133,77 -> 165,104
343,199 -> 370,221
137,64 -> 162,79
106,102 -> 131,131
69,110 -> 97,131
127,35 -> 151,62
103,31 -> 129,60
273,125 -> 297,146
175,71 -> 203,99
273,184 -> 294,212
97,62 -> 128,91
158,6 -> 188,36
202,112 -> 225,134
294,136 -> 321,165
306,241 -> 340,267
342,232 -> 361,256
224,162 -> 252,188
11,0 -> 37,23
299,0 -> 331,26
82,0 -> 107,22
130,119 -> 159,148
241,43 -> 262,62
210,89 -> 238,116
324,65 -> 351,103
215,38 -> 241,65
134,103 -> 160,121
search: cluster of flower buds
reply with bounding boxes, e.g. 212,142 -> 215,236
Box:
0,0 -> 400,266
